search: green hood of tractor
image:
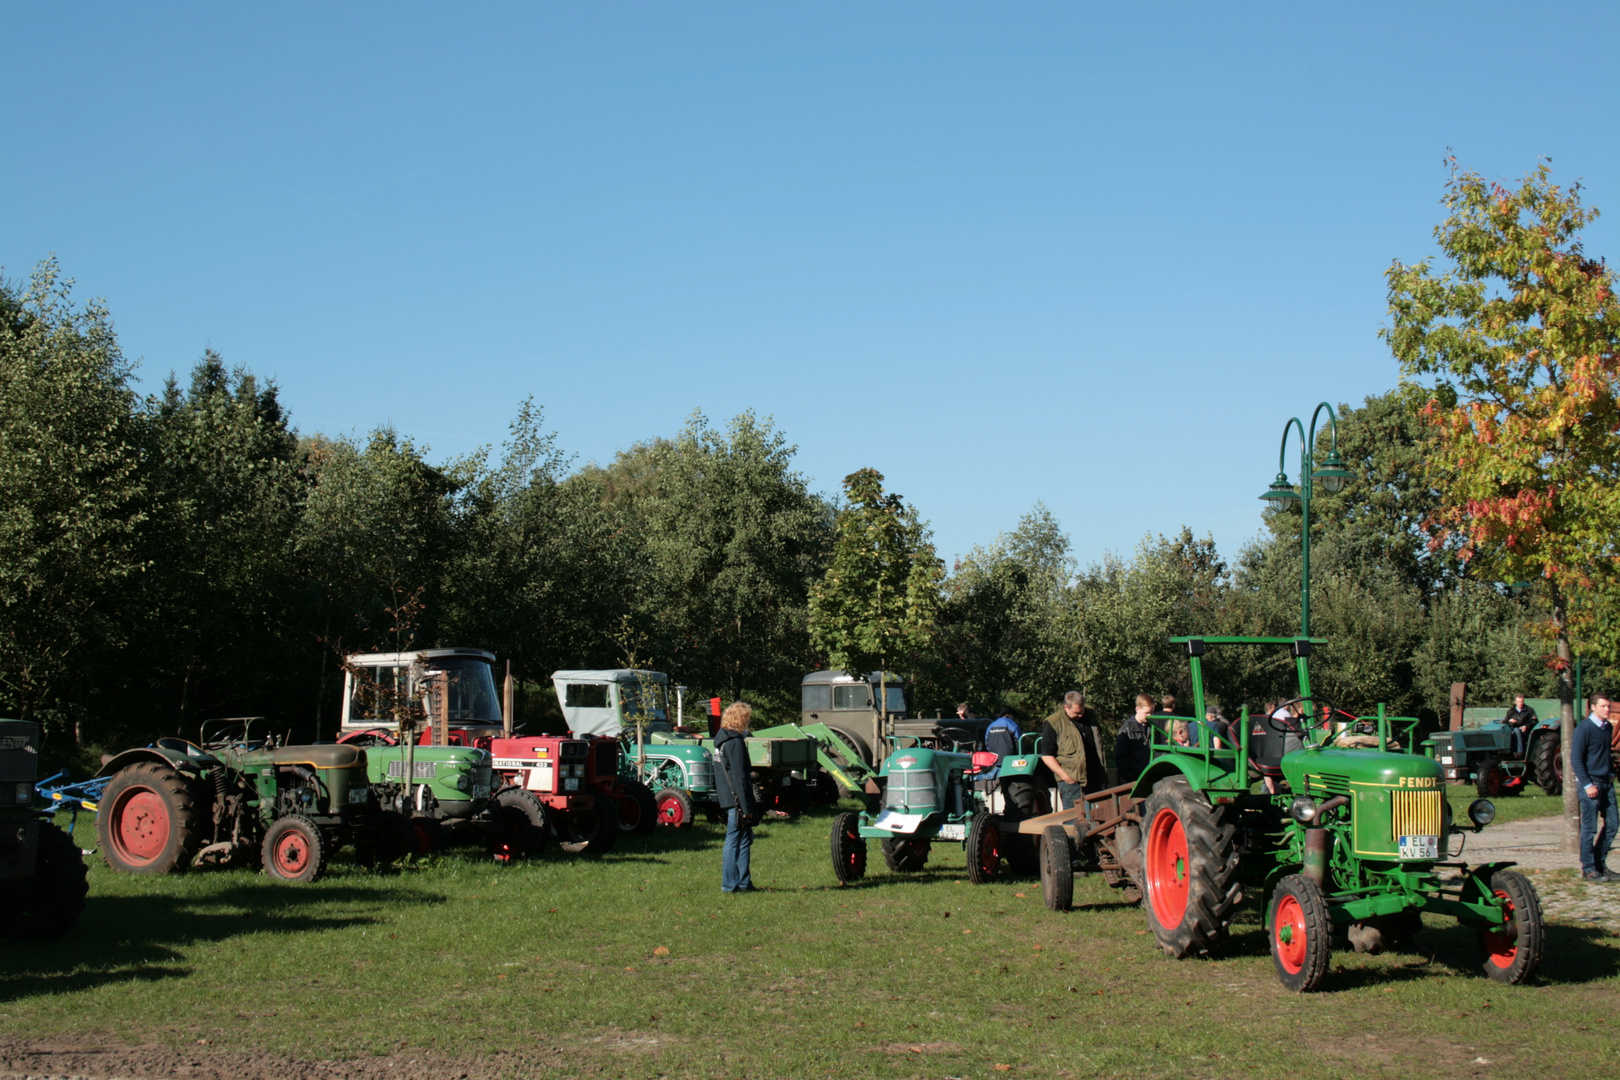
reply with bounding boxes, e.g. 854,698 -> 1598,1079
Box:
361,745 -> 492,802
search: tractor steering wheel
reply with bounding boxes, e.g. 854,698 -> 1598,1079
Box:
1263,696 -> 1342,742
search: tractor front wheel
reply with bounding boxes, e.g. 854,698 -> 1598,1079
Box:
493,789 -> 551,859
261,815 -> 327,883
1269,874 -> 1332,992
1139,775 -> 1240,959
98,762 -> 204,875
0,822 -> 89,940
1476,758 -> 1507,799
880,836 -> 931,872
966,813 -> 1004,885
555,792 -> 618,855
830,812 -> 867,883
1479,869 -> 1544,984
1040,825 -> 1073,912
654,788 -> 696,828
1532,734 -> 1563,796
617,780 -> 659,835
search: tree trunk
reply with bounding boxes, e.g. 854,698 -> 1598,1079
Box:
1554,585 -> 1580,855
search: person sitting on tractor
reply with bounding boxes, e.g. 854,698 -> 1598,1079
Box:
1114,694 -> 1153,785
956,703 -> 978,722
1039,690 -> 1107,808
984,708 -> 1021,760
1504,694 -> 1539,758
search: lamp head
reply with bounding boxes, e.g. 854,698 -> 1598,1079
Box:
1259,473 -> 1300,510
1311,451 -> 1352,494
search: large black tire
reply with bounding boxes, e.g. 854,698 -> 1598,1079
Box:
1003,778 -> 1042,819
830,811 -> 867,883
654,788 -> 696,828
965,813 -> 1004,885
769,782 -> 809,820
355,809 -> 415,867
1139,775 -> 1240,958
1478,869 -> 1544,984
1040,825 -> 1073,912
880,836 -> 931,872
409,815 -> 444,853
1475,758 -> 1507,799
1269,874 -> 1332,992
1532,733 -> 1563,795
494,789 -> 551,858
0,822 -> 89,940
555,791 -> 618,855
261,815 -> 327,883
98,761 -> 205,875
616,780 -> 659,835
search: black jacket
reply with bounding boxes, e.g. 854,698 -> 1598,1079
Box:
1571,718 -> 1614,790
712,727 -> 759,815
1114,718 -> 1151,785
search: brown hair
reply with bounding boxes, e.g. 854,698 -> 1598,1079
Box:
720,701 -> 753,732
1135,693 -> 1155,710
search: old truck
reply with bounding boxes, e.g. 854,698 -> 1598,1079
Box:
1426,698 -> 1568,797
800,670 -> 987,773
95,718 -> 393,882
0,719 -> 89,939
1014,636 -> 1543,992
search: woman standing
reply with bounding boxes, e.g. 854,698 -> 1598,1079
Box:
713,701 -> 761,893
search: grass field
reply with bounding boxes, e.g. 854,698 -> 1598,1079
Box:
3,794 -> 1615,1080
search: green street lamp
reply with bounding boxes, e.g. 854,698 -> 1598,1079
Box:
1257,402 -> 1352,638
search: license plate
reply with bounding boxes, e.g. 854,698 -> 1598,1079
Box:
349,788 -> 371,805
472,785 -> 491,799
1399,835 -> 1438,860
937,823 -> 966,841
1439,756 -> 1453,764
564,778 -> 579,791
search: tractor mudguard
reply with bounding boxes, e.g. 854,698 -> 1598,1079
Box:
1129,754 -> 1239,801
95,746 -> 207,781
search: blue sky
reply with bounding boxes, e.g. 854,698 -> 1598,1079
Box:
5,3 -> 1618,570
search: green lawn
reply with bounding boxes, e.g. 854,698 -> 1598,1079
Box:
1450,787 -> 1565,825
3,798 -> 1615,1079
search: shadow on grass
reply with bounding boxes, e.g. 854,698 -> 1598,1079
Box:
0,882 -> 445,1004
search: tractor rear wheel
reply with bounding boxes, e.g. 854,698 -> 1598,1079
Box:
965,813 -> 1004,884
1475,758 -> 1507,799
261,815 -> 326,883
0,822 -> 89,940
830,811 -> 867,883
98,761 -> 204,875
493,789 -> 551,859
409,815 -> 444,853
1532,734 -> 1563,795
880,836 -> 931,872
556,792 -> 618,855
1478,869 -> 1544,984
616,780 -> 659,835
1269,874 -> 1332,992
355,810 -> 416,867
654,788 -> 696,828
1040,825 -> 1073,912
1139,775 -> 1240,958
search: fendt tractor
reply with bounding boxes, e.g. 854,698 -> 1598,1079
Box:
0,719 -> 88,939
341,649 -> 617,856
95,718 -> 389,882
1009,636 -> 1544,993
1426,697 -> 1568,797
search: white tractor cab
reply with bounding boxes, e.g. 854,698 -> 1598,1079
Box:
551,669 -> 672,738
342,648 -> 506,737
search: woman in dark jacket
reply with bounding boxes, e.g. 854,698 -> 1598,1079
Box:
713,701 -> 761,892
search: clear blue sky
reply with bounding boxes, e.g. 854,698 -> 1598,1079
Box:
5,3 -> 1618,569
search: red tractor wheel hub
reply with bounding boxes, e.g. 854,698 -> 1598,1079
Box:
1145,806 -> 1190,927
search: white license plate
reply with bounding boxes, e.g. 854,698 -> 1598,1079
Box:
472,785 -> 491,799
937,823 -> 966,841
349,788 -> 371,805
1439,756 -> 1453,764
564,778 -> 579,791
1399,835 -> 1438,860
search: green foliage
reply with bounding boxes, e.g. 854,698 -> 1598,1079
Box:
809,468 -> 943,686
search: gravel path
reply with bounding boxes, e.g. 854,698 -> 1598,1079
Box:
1454,813 -> 1620,928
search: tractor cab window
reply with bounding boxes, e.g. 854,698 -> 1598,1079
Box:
437,658 -> 502,722
802,684 -> 831,711
566,683 -> 610,709
618,680 -> 668,723
349,665 -> 410,722
882,685 -> 906,714
832,684 -> 872,710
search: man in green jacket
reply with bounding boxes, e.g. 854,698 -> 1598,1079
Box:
1039,690 -> 1108,810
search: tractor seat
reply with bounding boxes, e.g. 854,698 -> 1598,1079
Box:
1246,721 -> 1288,784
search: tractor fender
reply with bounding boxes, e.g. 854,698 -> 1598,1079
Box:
96,746 -> 207,781
1128,757 -> 1202,801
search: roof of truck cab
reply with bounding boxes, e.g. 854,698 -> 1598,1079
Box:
551,669 -> 669,683
801,670 -> 903,685
346,648 -> 495,664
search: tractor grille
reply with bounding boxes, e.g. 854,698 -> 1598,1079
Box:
1458,732 -> 1500,751
1392,789 -> 1442,840
883,768 -> 936,811
468,762 -> 492,791
0,721 -> 38,784
1306,773 -> 1351,796
386,760 -> 437,779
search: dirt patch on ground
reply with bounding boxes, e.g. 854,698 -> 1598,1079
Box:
0,1030 -> 679,1080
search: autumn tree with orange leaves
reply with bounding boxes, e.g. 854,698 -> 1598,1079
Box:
1385,160 -> 1620,850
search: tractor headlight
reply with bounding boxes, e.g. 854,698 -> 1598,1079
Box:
1288,796 -> 1319,824
14,781 -> 30,805
1467,798 -> 1496,829
455,773 -> 472,792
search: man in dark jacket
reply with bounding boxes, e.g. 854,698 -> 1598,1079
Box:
984,708 -> 1021,759
713,701 -> 761,892
1114,694 -> 1154,786
1572,696 -> 1617,882
1504,695 -> 1539,757
1039,690 -> 1107,809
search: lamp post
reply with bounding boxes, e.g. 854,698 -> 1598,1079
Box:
1258,402 -> 1352,639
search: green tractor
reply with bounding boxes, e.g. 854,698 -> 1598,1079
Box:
1033,636 -> 1543,992
826,732 -> 1048,883
0,719 -> 89,939
95,718 -> 393,882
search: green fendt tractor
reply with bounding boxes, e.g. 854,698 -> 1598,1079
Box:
95,718 -> 390,883
0,719 -> 89,939
1033,636 -> 1543,992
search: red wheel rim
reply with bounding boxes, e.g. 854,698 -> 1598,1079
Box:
1145,807 -> 1190,927
842,824 -> 861,870
977,824 -> 999,875
1483,767 -> 1502,795
1482,888 -> 1518,969
111,786 -> 170,865
1274,894 -> 1308,973
273,829 -> 311,876
657,795 -> 687,827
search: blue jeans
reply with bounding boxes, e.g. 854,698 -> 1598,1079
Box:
722,808 -> 754,891
1056,781 -> 1085,811
1578,783 -> 1618,873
